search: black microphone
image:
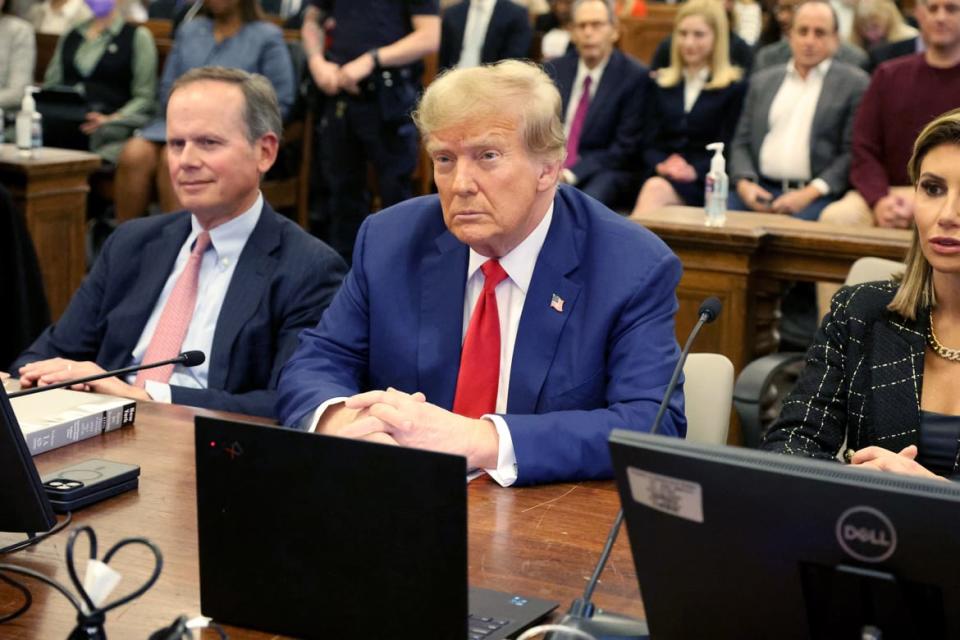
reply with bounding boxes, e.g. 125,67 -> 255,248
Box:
547,297 -> 723,640
9,351 -> 206,399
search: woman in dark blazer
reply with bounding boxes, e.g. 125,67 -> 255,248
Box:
763,108 -> 960,480
631,0 -> 746,214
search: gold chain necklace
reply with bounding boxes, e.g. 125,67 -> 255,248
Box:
927,316 -> 960,362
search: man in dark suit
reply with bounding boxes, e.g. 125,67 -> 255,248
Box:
276,60 -> 685,486
728,0 -> 869,220
544,0 -> 648,208
439,0 -> 533,70
12,67 -> 346,419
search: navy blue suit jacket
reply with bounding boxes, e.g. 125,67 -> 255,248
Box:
276,186 -> 686,485
545,49 -> 649,184
643,79 -> 746,197
438,0 -> 533,70
14,204 -> 346,418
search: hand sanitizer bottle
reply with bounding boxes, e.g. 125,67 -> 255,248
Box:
16,87 -> 41,157
704,142 -> 728,227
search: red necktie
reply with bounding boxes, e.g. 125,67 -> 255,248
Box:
564,75 -> 592,169
135,231 -> 211,386
453,260 -> 508,418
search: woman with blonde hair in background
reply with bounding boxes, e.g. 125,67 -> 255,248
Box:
851,0 -> 918,51
632,0 -> 746,214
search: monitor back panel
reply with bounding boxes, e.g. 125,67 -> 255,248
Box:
609,432 -> 960,640
195,417 -> 468,639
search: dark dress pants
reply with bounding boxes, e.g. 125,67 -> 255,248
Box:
318,92 -> 419,263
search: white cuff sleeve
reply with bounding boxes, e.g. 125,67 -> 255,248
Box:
482,414 -> 518,487
144,381 -> 171,404
301,397 -> 348,432
810,178 -> 830,196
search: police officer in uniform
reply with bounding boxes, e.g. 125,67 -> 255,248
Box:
302,0 -> 441,262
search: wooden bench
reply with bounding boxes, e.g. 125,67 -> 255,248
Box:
619,8 -> 679,65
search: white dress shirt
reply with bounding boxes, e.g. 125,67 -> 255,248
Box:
306,203 -> 555,488
463,203 -> 553,486
683,67 -> 709,113
458,0 -> 496,68
128,194 -> 263,402
758,59 -> 831,195
563,56 -> 608,138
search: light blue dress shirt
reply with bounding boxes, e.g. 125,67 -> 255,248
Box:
127,194 -> 263,401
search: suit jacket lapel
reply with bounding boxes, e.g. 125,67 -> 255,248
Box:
557,57 -> 575,112
111,216 -> 191,369
810,64 -> 838,148
508,193 -> 583,413
450,1 -> 468,59
207,205 -> 281,389
418,229 -> 469,409
756,68 -> 786,143
584,51 -> 620,138
483,0 -> 504,61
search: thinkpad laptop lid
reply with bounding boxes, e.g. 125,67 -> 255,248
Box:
195,417 -> 555,639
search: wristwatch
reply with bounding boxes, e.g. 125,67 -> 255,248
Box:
369,48 -> 381,70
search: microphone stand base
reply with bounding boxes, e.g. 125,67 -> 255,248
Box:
545,611 -> 650,639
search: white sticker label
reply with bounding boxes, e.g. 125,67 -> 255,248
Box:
627,466 -> 704,523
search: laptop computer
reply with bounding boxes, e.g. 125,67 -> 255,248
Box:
194,417 -> 557,639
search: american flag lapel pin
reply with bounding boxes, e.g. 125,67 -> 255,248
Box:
550,293 -> 565,313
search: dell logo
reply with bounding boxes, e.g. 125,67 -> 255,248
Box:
835,506 -> 897,563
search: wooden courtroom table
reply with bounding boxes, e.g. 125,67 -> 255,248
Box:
0,144 -> 101,320
632,206 -> 912,375
0,402 -> 641,638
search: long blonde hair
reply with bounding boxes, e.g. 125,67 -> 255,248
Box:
851,0 -> 918,50
657,0 -> 742,89
888,108 -> 960,319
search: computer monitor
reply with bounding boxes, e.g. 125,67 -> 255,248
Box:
0,385 -> 56,535
609,430 -> 960,639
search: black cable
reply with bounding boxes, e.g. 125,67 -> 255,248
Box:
0,562 -> 87,624
0,511 -> 74,555
0,570 -> 32,623
0,525 -> 164,634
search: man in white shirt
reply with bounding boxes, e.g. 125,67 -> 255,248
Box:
729,0 -> 869,220
438,0 -> 532,70
276,60 -> 685,486
12,68 -> 345,418
544,0 -> 649,208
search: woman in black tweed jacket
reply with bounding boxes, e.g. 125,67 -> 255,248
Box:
762,108 -> 960,480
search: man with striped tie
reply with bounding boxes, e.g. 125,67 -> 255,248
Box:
12,67 -> 346,419
276,60 -> 684,486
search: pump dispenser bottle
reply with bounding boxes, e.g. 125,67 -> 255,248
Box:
16,87 -> 42,156
704,142 -> 728,227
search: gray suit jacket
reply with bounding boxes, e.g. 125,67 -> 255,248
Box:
753,40 -> 867,74
729,60 -> 869,194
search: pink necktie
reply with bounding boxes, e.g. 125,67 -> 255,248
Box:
564,75 -> 592,169
453,260 -> 508,419
135,231 -> 211,386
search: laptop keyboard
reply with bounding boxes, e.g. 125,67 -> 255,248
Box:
468,614 -> 512,639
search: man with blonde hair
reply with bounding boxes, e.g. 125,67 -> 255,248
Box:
277,60 -> 686,486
